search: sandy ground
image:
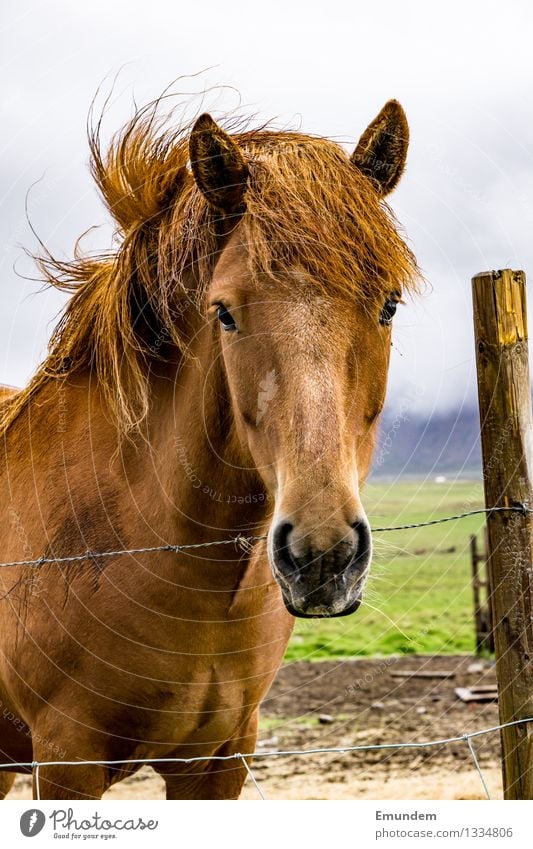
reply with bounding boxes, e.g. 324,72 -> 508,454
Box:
6,766 -> 502,801
5,655 -> 503,800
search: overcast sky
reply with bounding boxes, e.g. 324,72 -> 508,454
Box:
2,0 -> 533,417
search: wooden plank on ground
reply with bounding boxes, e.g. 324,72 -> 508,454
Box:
455,685 -> 499,703
389,670 -> 455,680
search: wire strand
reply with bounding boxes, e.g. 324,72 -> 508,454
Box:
0,506 -> 528,570
464,734 -> 491,800
2,506 -> 529,798
240,755 -> 266,800
1,715 -> 531,771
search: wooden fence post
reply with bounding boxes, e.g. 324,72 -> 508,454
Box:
485,525 -> 495,654
472,268 -> 533,799
470,533 -> 483,655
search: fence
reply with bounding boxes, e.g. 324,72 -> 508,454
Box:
470,529 -> 494,655
0,716 -> 532,801
0,505 -> 528,569
0,504 -> 531,800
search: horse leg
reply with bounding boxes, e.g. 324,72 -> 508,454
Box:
160,756 -> 249,800
31,747 -> 107,801
157,716 -> 259,800
0,773 -> 16,799
32,764 -> 107,800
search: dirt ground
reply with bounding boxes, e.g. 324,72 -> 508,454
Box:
7,655 -> 503,800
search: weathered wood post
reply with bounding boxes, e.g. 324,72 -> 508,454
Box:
485,525 -> 495,654
472,269 -> 533,799
470,533 -> 484,655
470,530 -> 496,654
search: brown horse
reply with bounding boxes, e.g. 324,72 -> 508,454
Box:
0,96 -> 418,799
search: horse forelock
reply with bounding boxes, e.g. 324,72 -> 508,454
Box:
0,100 -> 420,437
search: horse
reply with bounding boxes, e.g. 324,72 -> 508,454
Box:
0,95 -> 418,799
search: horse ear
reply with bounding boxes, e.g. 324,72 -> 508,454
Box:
350,100 -> 409,196
189,114 -> 248,213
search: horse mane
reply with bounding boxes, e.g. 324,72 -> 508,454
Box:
0,96 -> 420,437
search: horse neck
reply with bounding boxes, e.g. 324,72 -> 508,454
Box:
143,316 -> 270,544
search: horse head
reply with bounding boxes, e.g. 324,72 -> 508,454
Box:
189,102 -> 417,617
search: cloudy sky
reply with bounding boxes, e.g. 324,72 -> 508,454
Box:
2,0 -> 533,417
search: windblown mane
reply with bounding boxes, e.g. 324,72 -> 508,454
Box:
1,97 -> 419,436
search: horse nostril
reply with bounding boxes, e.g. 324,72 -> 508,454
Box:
273,521 -> 297,572
352,520 -> 371,566
273,521 -> 294,553
272,518 -> 371,579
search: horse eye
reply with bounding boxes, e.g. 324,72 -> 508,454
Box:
216,304 -> 237,332
379,295 -> 400,326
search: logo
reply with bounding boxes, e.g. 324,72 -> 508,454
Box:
20,809 -> 46,837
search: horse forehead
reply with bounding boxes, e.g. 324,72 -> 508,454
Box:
265,282 -> 353,334
213,239 -> 358,333
264,301 -> 353,371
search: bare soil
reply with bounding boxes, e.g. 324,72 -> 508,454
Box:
8,655 -> 503,800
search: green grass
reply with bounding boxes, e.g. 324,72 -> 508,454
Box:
285,479 -> 486,661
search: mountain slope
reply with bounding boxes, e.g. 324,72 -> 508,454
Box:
372,405 -> 482,478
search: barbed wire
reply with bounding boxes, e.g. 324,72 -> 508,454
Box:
2,715 -> 532,801
0,505 -> 529,570
1,506 -> 531,800
0,535 -> 267,570
371,504 -> 531,532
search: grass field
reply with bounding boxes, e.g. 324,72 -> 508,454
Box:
285,479 -> 486,661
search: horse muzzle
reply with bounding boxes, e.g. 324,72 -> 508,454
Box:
283,589 -> 364,619
269,518 -> 371,619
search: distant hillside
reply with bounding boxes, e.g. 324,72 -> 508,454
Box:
371,405 -> 482,478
